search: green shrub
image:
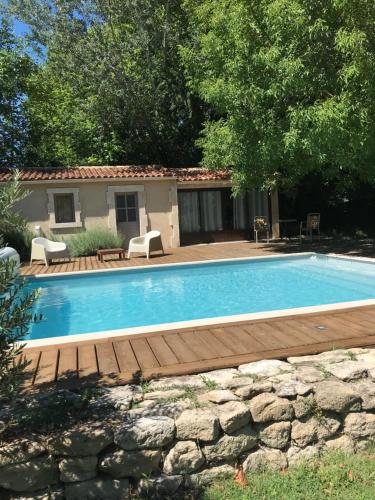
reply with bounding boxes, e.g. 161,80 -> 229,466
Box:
67,227 -> 123,257
1,227 -> 34,261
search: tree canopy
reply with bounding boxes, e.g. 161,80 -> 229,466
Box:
182,0 -> 375,191
7,0 -> 206,166
0,17 -> 34,167
2,0 -> 375,191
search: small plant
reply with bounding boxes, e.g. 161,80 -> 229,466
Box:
181,385 -> 200,407
139,378 -> 152,394
302,396 -> 325,423
67,227 -> 123,257
200,375 -> 219,390
345,351 -> 357,361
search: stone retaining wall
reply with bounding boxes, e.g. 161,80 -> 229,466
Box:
1,348 -> 375,499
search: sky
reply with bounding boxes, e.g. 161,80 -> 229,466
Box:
12,18 -> 30,37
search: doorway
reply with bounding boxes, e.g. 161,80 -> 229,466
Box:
115,192 -> 140,248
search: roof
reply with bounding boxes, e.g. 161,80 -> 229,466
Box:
0,165 -> 231,183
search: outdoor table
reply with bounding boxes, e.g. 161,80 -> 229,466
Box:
96,248 -> 126,262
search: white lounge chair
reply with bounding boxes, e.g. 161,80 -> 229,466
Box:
254,216 -> 270,243
127,230 -> 164,259
30,237 -> 70,266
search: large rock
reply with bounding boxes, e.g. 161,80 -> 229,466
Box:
0,456 -> 58,492
275,380 -> 312,397
249,393 -> 294,423
287,351 -> 349,365
314,381 -> 361,413
344,412 -> 375,439
163,441 -> 205,475
291,417 -> 340,448
325,435 -> 355,454
48,426 -> 113,456
199,368 -> 244,389
186,464 -> 235,489
0,439 -> 45,467
238,360 -> 293,377
137,475 -> 183,498
65,477 -> 129,500
243,448 -> 287,471
144,389 -> 185,401
205,390 -> 240,403
259,421 -> 291,449
148,375 -> 205,391
293,396 -> 314,419
325,361 -> 368,381
99,449 -> 161,478
175,409 -> 220,442
350,380 -> 375,410
203,425 -> 257,463
215,401 -> 250,434
234,381 -> 273,399
287,444 -> 321,465
59,456 -> 97,483
293,366 -> 326,383
114,416 -> 175,450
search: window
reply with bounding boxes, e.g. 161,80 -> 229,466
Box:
54,193 -> 75,223
115,193 -> 138,223
47,188 -> 82,228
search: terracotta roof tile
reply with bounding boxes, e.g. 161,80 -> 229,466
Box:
0,165 -> 231,183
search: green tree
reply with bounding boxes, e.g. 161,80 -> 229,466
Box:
182,0 -> 375,192
0,172 -> 38,400
0,17 -> 35,167
9,0 -> 206,166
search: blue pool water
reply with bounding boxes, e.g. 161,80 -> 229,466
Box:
25,254 -> 375,340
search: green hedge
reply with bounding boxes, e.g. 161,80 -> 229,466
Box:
1,228 -> 34,261
67,228 -> 123,257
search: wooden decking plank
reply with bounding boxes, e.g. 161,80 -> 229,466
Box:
248,323 -> 296,349
179,330 -> 219,360
130,338 -> 160,369
57,347 -> 78,380
78,344 -> 98,378
197,330 -> 236,357
238,324 -> 277,351
210,328 -> 248,355
268,320 -> 319,346
96,343 -> 119,375
113,340 -> 140,373
21,350 -> 41,387
33,349 -> 58,385
141,333 -> 375,380
147,336 -> 179,366
164,333 -> 202,362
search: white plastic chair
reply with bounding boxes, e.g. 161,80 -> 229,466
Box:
30,237 -> 70,266
127,230 -> 164,259
254,216 -> 270,243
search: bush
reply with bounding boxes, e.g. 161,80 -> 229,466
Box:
2,227 -> 34,261
67,227 -> 123,257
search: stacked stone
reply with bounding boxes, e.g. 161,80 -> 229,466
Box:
0,349 -> 375,499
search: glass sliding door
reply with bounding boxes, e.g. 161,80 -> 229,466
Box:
199,191 -> 223,231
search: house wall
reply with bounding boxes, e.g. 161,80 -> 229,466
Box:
15,179 -> 179,248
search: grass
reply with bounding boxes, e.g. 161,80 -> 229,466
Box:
202,448 -> 375,500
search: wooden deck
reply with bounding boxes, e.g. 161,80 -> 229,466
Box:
22,305 -> 375,390
21,241 -> 278,276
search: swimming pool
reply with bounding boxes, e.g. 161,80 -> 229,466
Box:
25,253 -> 375,342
